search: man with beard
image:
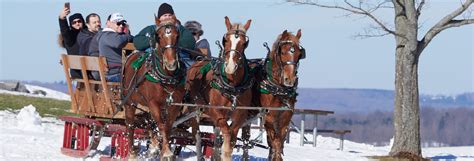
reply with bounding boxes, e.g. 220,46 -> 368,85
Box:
77,13 -> 101,55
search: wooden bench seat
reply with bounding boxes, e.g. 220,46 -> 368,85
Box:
61,54 -> 121,118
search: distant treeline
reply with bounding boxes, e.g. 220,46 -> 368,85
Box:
291,107 -> 474,147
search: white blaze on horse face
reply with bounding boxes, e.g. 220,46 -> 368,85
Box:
165,27 -> 172,38
225,34 -> 240,74
283,49 -> 297,87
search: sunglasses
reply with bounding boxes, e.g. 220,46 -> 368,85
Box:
72,20 -> 82,24
116,22 -> 127,26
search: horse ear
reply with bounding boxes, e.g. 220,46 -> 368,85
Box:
225,16 -> 231,31
155,14 -> 161,26
296,29 -> 302,40
282,30 -> 288,36
243,19 -> 252,31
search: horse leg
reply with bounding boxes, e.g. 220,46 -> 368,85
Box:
162,107 -> 181,161
147,129 -> 160,157
240,125 -> 251,161
147,101 -> 173,160
213,119 -> 231,161
229,111 -> 249,160
125,105 -> 138,159
269,112 -> 291,161
264,113 -> 279,160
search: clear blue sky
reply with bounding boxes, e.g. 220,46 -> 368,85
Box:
0,0 -> 472,95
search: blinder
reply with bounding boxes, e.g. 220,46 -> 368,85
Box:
277,41 -> 306,60
299,45 -> 306,59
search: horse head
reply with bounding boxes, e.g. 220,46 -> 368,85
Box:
154,16 -> 179,72
221,16 -> 251,75
272,29 -> 305,87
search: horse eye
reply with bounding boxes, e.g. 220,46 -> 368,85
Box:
290,47 -> 295,53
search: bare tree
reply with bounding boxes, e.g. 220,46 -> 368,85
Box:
287,0 -> 473,157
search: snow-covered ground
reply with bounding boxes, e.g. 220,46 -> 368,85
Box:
0,86 -> 473,161
1,105 -> 473,161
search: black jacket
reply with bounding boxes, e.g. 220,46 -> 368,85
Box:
59,18 -> 81,55
77,29 -> 96,56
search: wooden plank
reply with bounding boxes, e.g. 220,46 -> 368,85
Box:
61,54 -> 78,113
123,43 -> 136,51
66,55 -> 107,71
98,56 -> 114,115
80,57 -> 95,113
74,79 -> 120,86
294,109 -> 334,115
309,129 -> 351,135
171,103 -> 293,111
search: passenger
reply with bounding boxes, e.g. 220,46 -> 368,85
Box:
185,20 -> 212,58
58,3 -> 85,78
133,3 -> 197,69
77,13 -> 101,56
97,13 -> 133,82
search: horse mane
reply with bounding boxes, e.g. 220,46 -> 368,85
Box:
159,19 -> 176,26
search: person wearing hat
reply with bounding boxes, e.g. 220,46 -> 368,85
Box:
58,3 -> 86,78
133,3 -> 197,69
185,20 -> 212,58
96,13 -> 133,82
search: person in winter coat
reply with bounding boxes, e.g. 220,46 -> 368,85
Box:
77,13 -> 101,56
185,20 -> 212,58
133,3 -> 197,69
97,13 -> 133,82
58,4 -> 85,78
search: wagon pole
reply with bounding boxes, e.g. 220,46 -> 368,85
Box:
170,103 -> 292,111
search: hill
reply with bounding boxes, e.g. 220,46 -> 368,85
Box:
16,81 -> 473,113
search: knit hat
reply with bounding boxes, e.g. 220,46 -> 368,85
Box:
184,21 -> 203,36
68,13 -> 85,27
157,3 -> 174,18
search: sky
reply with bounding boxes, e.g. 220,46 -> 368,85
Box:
0,0 -> 472,95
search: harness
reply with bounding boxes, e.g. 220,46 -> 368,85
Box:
116,23 -> 184,121
259,41 -> 304,108
208,29 -> 254,109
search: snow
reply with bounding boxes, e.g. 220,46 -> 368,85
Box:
0,86 -> 473,160
0,84 -> 70,101
16,105 -> 43,132
1,105 -> 473,161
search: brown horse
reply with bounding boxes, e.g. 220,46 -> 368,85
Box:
257,30 -> 305,161
121,16 -> 185,160
186,16 -> 253,161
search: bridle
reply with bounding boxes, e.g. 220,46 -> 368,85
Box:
145,22 -> 185,85
153,23 -> 180,65
270,39 -> 305,85
218,29 -> 250,70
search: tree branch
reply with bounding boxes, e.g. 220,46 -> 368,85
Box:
418,0 -> 474,54
416,0 -> 426,18
287,0 -> 399,38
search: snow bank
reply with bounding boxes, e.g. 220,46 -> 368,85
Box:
16,104 -> 43,132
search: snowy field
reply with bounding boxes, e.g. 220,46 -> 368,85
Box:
0,85 -> 473,161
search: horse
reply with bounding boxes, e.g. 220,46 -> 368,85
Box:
257,29 -> 305,161
186,16 -> 253,161
121,16 -> 186,160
